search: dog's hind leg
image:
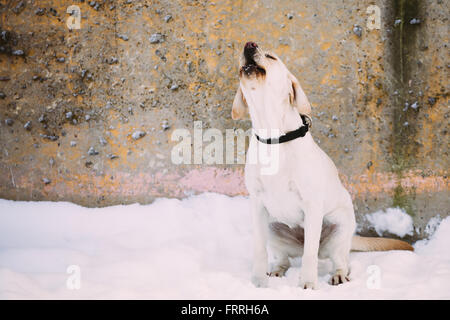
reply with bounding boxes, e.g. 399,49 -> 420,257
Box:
267,239 -> 291,277
267,222 -> 304,277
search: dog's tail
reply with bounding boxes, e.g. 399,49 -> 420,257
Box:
269,222 -> 414,252
351,235 -> 414,252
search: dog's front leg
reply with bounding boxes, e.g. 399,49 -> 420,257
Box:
250,197 -> 269,288
300,205 -> 323,289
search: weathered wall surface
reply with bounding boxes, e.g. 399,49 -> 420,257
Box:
0,0 -> 448,239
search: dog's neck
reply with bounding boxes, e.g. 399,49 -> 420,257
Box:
248,102 -> 306,140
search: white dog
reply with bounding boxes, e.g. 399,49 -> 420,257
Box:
232,42 -> 413,289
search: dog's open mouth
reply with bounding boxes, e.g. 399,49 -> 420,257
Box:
241,42 -> 266,77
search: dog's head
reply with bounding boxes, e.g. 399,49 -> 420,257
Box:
231,42 -> 311,123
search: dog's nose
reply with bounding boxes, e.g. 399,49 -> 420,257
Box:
244,42 -> 258,60
244,42 -> 258,50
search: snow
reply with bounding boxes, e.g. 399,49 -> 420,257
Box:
365,208 -> 414,237
0,193 -> 449,300
423,215 -> 442,237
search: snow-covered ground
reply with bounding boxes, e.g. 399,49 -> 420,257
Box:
0,193 -> 449,299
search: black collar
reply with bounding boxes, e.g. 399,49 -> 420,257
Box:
255,115 -> 310,144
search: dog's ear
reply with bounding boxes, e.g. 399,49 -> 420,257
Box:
231,86 -> 248,120
289,73 -> 311,116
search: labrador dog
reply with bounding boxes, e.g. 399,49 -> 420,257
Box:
232,42 -> 413,289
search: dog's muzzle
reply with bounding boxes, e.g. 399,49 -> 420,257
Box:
244,42 -> 258,62
242,42 -> 265,76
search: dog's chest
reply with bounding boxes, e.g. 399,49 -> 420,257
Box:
257,175 -> 305,227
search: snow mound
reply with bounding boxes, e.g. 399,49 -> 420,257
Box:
423,215 -> 442,237
0,194 -> 449,299
365,208 -> 414,237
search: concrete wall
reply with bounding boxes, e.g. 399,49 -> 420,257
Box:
0,0 -> 448,239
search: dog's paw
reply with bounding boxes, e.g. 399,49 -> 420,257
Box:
267,265 -> 288,277
299,275 -> 317,289
299,267 -> 318,289
329,269 -> 350,286
251,275 -> 268,288
299,281 -> 317,290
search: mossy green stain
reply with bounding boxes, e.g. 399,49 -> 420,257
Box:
387,0 -> 423,216
392,184 -> 416,217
